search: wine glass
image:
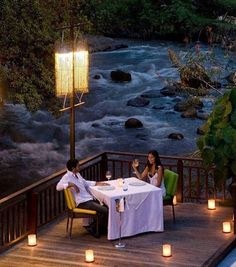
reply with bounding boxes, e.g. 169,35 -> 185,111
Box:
105,171 -> 112,183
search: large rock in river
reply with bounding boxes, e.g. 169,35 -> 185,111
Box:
111,70 -> 131,82
168,133 -> 184,140
127,97 -> 150,107
86,35 -> 128,53
125,118 -> 143,128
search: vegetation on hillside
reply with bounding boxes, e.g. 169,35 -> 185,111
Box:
197,88 -> 236,184
0,0 -> 235,112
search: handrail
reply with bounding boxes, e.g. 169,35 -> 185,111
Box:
0,152 -> 104,205
0,151 -> 233,253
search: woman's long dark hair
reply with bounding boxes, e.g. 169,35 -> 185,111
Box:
146,150 -> 163,171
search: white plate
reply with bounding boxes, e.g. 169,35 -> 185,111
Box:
97,186 -> 115,191
129,181 -> 146,186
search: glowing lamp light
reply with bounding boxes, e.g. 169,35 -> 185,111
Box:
162,244 -> 172,257
222,222 -> 231,233
173,195 -> 177,206
85,249 -> 94,262
208,199 -> 216,210
28,234 -> 37,246
55,49 -> 89,96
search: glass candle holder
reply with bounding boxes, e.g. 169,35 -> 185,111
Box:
85,250 -> 94,262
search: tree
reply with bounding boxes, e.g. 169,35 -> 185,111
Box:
197,88 -> 236,185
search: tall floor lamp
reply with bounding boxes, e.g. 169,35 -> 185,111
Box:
55,25 -> 89,160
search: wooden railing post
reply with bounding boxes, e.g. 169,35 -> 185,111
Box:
177,159 -> 183,203
100,153 -> 108,181
27,191 -> 38,234
231,181 -> 236,234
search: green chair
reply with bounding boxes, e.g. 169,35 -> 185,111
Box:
64,188 -> 99,238
163,169 -> 179,222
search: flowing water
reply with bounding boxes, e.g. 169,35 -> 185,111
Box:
0,39 -> 235,197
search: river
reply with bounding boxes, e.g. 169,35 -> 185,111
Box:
0,39 -> 235,197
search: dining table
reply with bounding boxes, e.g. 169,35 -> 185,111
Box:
89,177 -> 164,240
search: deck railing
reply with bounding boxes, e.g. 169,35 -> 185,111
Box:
0,151 -> 234,252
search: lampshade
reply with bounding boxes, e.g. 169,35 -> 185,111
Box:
55,46 -> 89,96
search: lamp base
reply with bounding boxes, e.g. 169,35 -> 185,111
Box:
115,242 -> 126,248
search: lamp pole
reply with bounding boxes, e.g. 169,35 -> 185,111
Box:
70,24 -> 75,160
55,22 -> 87,161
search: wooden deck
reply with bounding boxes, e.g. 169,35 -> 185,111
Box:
0,203 -> 234,267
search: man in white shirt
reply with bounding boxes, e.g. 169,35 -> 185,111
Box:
56,159 -> 108,237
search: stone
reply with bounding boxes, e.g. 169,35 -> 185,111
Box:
93,74 -> 101,79
168,133 -> 184,140
160,85 -> 177,96
125,118 -> 143,128
181,107 -> 197,118
197,126 -> 205,135
111,70 -> 131,82
141,90 -> 161,98
174,101 -> 190,112
196,111 -> 209,120
127,97 -> 150,107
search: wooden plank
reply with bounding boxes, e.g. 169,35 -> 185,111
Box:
0,204 -> 234,267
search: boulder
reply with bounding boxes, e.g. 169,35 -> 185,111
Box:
181,107 -> 197,118
141,90 -> 161,98
127,97 -> 150,107
86,35 -> 128,53
196,111 -> 209,120
93,74 -> 101,80
174,98 -> 203,112
168,133 -> 184,140
111,70 -> 131,82
197,126 -> 205,135
125,118 -> 143,128
160,85 -> 177,96
174,101 -> 190,112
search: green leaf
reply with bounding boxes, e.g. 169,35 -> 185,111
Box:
202,146 -> 215,167
230,110 -> 236,128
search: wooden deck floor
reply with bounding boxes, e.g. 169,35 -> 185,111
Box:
0,203 -> 234,267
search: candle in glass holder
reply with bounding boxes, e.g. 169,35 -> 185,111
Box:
28,234 -> 37,246
173,195 -> 177,206
162,244 -> 172,257
117,178 -> 123,187
223,222 -> 231,233
208,199 -> 216,210
85,250 -> 94,262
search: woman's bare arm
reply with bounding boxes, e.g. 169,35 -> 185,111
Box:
156,166 -> 164,187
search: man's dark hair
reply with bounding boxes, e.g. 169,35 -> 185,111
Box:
66,159 -> 79,171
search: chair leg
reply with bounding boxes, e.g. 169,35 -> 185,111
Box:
69,217 -> 73,238
95,216 -> 99,237
66,215 -> 69,232
172,204 -> 176,223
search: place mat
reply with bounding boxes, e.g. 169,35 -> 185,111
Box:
97,186 -> 115,191
129,181 -> 146,186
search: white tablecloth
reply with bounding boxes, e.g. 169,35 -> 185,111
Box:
90,177 -> 164,240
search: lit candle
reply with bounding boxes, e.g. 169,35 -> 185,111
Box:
28,234 -> 37,246
85,250 -> 94,262
117,178 -> 123,187
208,199 -> 216,210
173,195 -> 177,206
223,222 -> 231,233
162,244 -> 172,257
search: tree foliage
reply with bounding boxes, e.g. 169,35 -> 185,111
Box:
0,0 -> 235,113
197,88 -> 236,184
